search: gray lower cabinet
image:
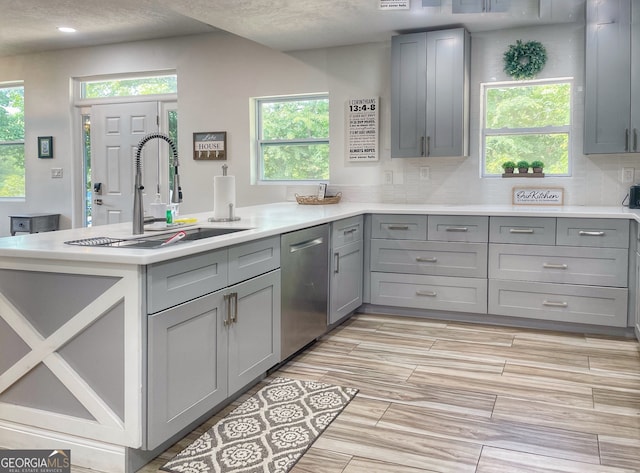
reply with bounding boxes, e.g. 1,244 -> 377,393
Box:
488,216 -> 629,327
330,216 -> 364,324
145,236 -> 281,450
147,290 -> 227,449
636,247 -> 640,340
488,280 -> 628,327
371,272 -> 487,313
146,269 -> 280,450
369,214 -> 488,314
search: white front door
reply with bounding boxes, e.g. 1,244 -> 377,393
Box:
90,102 -> 160,226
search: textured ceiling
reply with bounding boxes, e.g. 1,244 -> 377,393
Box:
0,0 -> 585,57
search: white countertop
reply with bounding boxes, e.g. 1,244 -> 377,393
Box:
1,202 -> 639,265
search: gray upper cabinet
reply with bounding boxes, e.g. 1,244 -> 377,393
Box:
391,28 -> 470,158
452,0 -> 510,13
584,0 -> 639,154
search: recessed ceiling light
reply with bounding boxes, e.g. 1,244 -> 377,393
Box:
57,27 -> 77,33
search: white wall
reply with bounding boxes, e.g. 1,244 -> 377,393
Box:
0,23 -> 634,236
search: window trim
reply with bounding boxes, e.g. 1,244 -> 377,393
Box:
255,93 -> 330,183
480,78 -> 573,178
0,82 -> 25,199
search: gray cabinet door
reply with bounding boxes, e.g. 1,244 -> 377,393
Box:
631,1 -> 640,143
584,0 -> 632,154
147,290 -> 227,449
425,28 -> 469,157
391,33 -> 427,158
227,270 -> 281,394
636,250 -> 640,340
330,240 -> 363,324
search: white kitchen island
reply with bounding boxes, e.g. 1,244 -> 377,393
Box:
0,202 -> 638,473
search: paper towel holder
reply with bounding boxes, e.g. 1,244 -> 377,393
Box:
208,202 -> 241,222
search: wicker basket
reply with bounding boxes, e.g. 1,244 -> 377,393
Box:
295,192 -> 342,205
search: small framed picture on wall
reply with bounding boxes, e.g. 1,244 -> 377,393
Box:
38,136 -> 53,159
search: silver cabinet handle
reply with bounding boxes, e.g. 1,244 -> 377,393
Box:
635,128 -> 638,152
231,292 -> 238,324
578,231 -> 605,237
509,228 -> 534,234
387,225 -> 410,230
289,237 -> 324,252
543,263 -> 568,270
416,290 -> 437,297
421,136 -> 425,156
543,300 -> 568,308
626,128 -> 630,151
343,228 -> 357,235
223,293 -> 232,326
334,252 -> 340,273
426,136 -> 431,156
416,256 -> 438,263
445,227 -> 469,232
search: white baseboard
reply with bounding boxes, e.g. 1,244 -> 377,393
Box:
0,420 -> 126,473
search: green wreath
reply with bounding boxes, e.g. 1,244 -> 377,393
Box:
503,40 -> 547,80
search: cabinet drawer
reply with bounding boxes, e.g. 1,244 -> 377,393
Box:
490,217 -> 556,245
489,244 -> 628,287
332,215 -> 364,247
556,218 -> 629,249
428,215 -> 488,242
488,280 -> 628,327
147,249 -> 228,314
371,214 -> 427,240
228,236 -> 280,286
371,272 -> 487,314
371,240 -> 487,278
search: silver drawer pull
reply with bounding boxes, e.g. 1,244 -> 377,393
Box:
578,231 -> 605,237
543,300 -> 568,308
416,290 -> 437,297
445,227 -> 469,232
416,257 -> 438,263
388,225 -> 410,230
343,228 -> 357,235
543,263 -> 568,270
509,228 -> 535,234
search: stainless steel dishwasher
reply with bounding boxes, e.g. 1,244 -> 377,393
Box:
280,224 -> 329,360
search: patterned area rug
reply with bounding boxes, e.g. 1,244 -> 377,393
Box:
161,377 -> 358,473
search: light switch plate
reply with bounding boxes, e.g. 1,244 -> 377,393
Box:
622,167 -> 634,183
51,168 -> 63,178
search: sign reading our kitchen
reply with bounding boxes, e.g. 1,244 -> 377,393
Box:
379,0 -> 410,9
346,97 -> 379,162
512,187 -> 564,206
193,132 -> 226,160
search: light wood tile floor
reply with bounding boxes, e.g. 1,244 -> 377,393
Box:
80,313 -> 640,473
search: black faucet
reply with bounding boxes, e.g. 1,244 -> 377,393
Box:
133,133 -> 182,234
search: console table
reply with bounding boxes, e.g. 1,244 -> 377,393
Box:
10,213 -> 60,235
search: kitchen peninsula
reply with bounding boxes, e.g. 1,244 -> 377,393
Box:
1,202 -> 639,473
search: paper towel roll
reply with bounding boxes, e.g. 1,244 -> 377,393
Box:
213,175 -> 236,220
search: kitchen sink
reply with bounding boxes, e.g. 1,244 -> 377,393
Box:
65,227 -> 251,249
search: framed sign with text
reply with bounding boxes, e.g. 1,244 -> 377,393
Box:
346,97 -> 379,162
193,132 -> 226,160
512,187 -> 564,206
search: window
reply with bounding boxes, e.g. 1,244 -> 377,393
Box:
256,95 -> 329,181
482,79 -> 571,176
0,84 -> 25,197
80,73 -> 177,99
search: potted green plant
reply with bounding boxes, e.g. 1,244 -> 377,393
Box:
531,160 -> 544,174
516,160 -> 530,174
501,160 -> 516,174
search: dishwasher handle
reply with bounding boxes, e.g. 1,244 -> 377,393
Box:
288,237 -> 324,253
